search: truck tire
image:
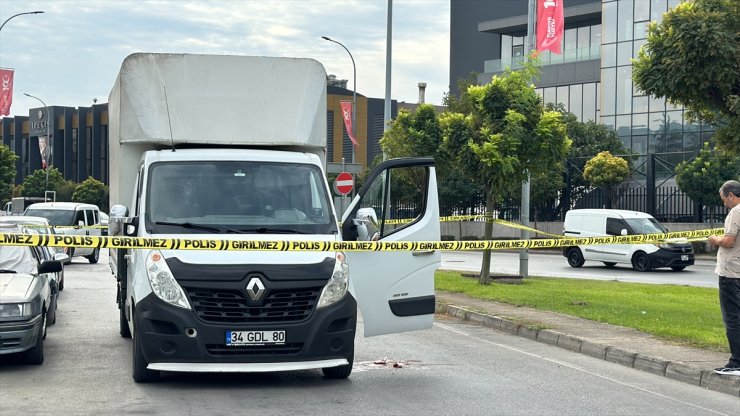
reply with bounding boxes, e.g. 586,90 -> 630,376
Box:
132,325 -> 159,382
87,248 -> 100,264
322,351 -> 353,379
24,309 -> 46,365
632,252 -> 652,272
566,248 -> 585,268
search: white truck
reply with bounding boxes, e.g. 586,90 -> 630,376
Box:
107,53 -> 441,382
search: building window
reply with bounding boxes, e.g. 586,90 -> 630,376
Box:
617,0 -> 633,42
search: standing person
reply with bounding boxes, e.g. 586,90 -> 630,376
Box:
708,180 -> 740,376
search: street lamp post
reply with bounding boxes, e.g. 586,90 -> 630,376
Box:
321,36 -> 356,165
0,10 -> 44,32
24,93 -> 51,198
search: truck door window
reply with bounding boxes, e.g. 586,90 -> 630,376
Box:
356,166 -> 427,240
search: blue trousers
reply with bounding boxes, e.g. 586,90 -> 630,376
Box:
719,276 -> 740,367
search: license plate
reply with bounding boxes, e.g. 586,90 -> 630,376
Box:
226,330 -> 285,346
681,255 -> 689,261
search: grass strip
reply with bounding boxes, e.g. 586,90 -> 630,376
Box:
435,271 -> 727,352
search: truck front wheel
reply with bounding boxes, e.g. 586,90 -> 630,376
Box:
132,323 -> 159,382
322,350 -> 353,379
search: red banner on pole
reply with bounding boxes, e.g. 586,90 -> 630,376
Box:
0,68 -> 14,116
536,0 -> 564,54
340,101 -> 358,147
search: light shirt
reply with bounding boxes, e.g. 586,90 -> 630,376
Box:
715,203 -> 740,278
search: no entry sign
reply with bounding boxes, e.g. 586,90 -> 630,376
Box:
334,172 -> 354,196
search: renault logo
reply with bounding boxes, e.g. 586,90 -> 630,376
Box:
246,276 -> 265,302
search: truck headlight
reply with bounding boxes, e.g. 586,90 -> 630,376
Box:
145,250 -> 191,310
0,303 -> 30,318
655,243 -> 672,250
317,252 -> 349,309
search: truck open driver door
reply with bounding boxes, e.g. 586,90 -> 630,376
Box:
342,157 -> 441,337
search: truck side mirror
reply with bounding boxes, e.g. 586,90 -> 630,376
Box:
109,204 -> 137,236
353,207 -> 380,241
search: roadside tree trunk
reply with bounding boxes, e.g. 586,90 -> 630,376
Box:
479,189 -> 495,285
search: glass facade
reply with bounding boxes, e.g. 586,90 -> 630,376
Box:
600,0 -> 714,175
536,82 -> 600,123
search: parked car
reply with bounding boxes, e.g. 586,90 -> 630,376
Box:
562,209 -> 695,272
0,225 -> 63,364
0,216 -> 71,289
24,202 -> 102,263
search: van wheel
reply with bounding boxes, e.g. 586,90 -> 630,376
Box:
671,266 -> 686,271
322,350 -> 353,379
86,248 -> 100,264
566,248 -> 585,268
632,252 -> 652,272
603,262 -> 617,268
24,309 -> 46,365
132,324 -> 159,382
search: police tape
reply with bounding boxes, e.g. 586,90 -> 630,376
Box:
385,215 -> 564,238
0,228 -> 723,252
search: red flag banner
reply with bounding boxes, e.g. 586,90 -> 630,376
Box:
340,101 -> 358,147
0,68 -> 14,116
536,0 -> 564,54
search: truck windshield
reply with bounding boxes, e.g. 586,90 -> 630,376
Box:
24,209 -> 76,226
624,218 -> 667,235
145,161 -> 336,235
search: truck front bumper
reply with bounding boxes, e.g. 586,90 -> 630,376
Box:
134,293 -> 357,371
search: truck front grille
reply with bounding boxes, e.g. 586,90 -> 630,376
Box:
184,287 -> 322,324
206,343 -> 303,356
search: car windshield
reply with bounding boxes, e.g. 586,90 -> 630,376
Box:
0,245 -> 37,274
625,218 -> 667,234
24,209 -> 75,226
145,161 -> 336,235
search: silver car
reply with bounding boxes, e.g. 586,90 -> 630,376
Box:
0,227 -> 62,364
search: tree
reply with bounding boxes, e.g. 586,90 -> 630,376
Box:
0,144 -> 18,206
532,106 -> 631,218
21,167 -> 65,198
57,180 -> 78,202
675,143 -> 740,221
583,151 -> 631,208
633,0 -> 740,153
381,104 -> 484,216
442,62 -> 571,284
72,177 -> 109,212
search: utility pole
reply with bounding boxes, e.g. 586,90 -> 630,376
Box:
519,0 -> 536,278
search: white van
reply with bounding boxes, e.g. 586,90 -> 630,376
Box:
562,209 -> 694,271
24,202 -> 103,263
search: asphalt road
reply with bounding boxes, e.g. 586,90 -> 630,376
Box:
1,251 -> 737,415
441,250 -> 720,288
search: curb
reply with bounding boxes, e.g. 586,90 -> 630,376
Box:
435,302 -> 740,397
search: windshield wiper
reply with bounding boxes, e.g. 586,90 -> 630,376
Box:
237,227 -> 306,234
0,269 -> 17,274
154,221 -> 247,234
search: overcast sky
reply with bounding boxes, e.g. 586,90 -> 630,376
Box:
0,0 -> 450,117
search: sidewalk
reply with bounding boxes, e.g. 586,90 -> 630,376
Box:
435,291 -> 740,397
